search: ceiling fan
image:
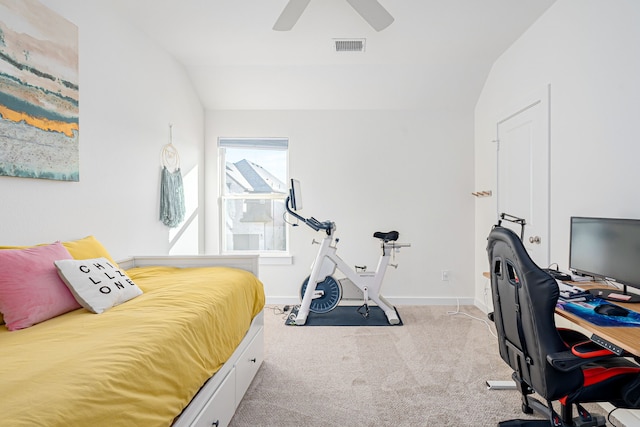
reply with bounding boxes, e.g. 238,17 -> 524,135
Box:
273,0 -> 394,32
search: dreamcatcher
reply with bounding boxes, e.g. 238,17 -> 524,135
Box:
159,125 -> 185,228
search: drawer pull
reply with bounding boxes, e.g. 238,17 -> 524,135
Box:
211,420 -> 219,427
250,358 -> 257,363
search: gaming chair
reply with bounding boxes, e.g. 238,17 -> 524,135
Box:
487,225 -> 640,427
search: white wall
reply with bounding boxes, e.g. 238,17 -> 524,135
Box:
0,0 -> 204,259
474,0 -> 640,308
206,109 -> 476,303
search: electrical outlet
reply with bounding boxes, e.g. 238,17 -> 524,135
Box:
441,270 -> 450,281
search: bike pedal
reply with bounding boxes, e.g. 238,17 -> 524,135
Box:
357,304 -> 370,318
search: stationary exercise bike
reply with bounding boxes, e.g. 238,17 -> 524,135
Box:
285,179 -> 410,325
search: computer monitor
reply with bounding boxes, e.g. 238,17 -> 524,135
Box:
289,179 -> 303,211
570,216 -> 640,302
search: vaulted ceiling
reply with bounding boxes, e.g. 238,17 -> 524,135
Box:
102,0 -> 556,110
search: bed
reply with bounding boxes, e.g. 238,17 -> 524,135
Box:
0,248 -> 265,427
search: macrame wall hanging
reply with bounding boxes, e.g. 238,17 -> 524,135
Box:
159,124 -> 185,228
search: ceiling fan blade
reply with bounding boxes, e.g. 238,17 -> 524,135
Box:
345,0 -> 394,31
273,0 -> 312,31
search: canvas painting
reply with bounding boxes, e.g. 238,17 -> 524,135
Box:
0,0 -> 79,181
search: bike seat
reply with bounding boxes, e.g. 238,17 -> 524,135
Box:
373,231 -> 399,242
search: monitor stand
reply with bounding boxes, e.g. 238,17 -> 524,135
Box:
588,287 -> 640,303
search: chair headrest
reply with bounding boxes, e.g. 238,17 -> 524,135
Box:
488,225 -> 556,291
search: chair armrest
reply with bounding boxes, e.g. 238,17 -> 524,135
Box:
547,351 -> 593,371
571,340 -> 619,358
547,347 -> 617,372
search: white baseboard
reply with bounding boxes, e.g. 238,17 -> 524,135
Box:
265,296 -> 476,306
474,298 -> 491,314
389,297 -> 476,305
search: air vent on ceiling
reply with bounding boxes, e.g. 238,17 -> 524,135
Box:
333,38 -> 366,53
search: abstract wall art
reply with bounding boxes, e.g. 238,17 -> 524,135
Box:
0,0 -> 79,181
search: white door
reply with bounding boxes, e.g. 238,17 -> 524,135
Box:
496,86 -> 550,267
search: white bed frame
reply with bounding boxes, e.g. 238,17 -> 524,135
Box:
118,255 -> 264,427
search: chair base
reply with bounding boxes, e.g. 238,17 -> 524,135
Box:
571,415 -> 605,427
498,420 -> 549,427
500,393 -> 607,427
512,377 -> 607,427
498,415 -> 605,427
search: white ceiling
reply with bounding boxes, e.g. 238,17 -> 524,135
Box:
102,0 -> 556,110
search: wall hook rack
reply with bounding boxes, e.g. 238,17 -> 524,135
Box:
472,190 -> 492,198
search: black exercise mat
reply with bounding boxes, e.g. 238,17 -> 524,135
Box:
285,305 -> 403,326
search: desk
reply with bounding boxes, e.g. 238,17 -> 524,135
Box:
555,282 -> 640,357
483,273 -> 640,357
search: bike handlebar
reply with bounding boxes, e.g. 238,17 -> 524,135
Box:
286,196 -> 335,234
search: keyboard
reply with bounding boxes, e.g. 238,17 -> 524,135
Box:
557,281 -> 593,301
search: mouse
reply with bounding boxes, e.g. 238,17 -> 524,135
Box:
594,303 -> 629,317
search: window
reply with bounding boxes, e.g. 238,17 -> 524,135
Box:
219,138 -> 288,253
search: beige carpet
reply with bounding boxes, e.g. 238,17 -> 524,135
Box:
229,305 -> 616,427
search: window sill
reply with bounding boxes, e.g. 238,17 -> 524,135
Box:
219,252 -> 292,265
259,255 -> 292,266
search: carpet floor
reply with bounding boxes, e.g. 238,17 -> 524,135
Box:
229,305 -> 618,427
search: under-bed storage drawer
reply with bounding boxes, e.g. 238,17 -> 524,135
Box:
235,326 -> 264,406
191,368 -> 236,427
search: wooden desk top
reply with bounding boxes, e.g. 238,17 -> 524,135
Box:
554,282 -> 640,357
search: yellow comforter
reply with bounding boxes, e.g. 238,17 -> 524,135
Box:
0,266 -> 265,427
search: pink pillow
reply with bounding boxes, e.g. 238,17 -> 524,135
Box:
0,242 -> 81,330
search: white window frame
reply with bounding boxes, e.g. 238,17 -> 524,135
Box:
218,137 -> 289,256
